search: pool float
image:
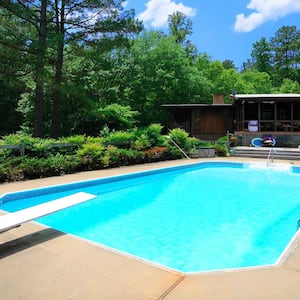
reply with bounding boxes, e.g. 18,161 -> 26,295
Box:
251,137 -> 263,147
262,135 -> 276,146
251,136 -> 276,147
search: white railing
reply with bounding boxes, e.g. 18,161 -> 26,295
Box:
267,147 -> 275,166
166,136 -> 190,160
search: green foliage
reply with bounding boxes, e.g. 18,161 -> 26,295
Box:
0,134 -> 84,158
185,137 -> 202,149
58,135 -> 87,146
0,126 -> 234,182
131,133 -> 151,150
251,37 -> 272,74
142,147 -> 169,162
144,124 -> 166,147
245,25 -> 300,86
279,79 -> 300,93
98,104 -> 139,130
105,130 -> 134,148
0,155 -> 80,182
105,146 -> 143,167
77,143 -> 106,170
127,31 -> 208,124
169,128 -> 189,147
214,143 -> 228,157
20,155 -> 79,179
168,11 -> 192,45
240,70 -> 272,94
131,124 -> 166,150
77,143 -> 105,159
215,136 -> 230,156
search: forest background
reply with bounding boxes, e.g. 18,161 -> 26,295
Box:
1,0 -> 300,138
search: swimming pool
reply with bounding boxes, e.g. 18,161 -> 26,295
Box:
1,161 -> 300,273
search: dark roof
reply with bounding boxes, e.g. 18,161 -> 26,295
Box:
162,104 -> 232,108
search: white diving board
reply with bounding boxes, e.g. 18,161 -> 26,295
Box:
0,192 -> 96,233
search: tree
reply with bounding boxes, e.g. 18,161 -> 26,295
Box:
1,1 -> 49,136
1,1 -> 142,137
168,11 -> 192,45
279,78 -> 300,93
270,25 -> 300,85
222,60 -> 235,69
212,68 -> 246,101
48,0 -> 142,137
251,37 -> 272,74
241,58 -> 255,72
167,11 -> 197,60
123,31 -> 208,124
240,70 -> 272,94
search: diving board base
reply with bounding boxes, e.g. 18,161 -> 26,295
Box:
0,192 -> 96,233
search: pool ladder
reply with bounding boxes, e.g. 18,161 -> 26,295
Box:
166,136 -> 190,160
267,147 -> 276,166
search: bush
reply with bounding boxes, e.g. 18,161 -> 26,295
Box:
169,128 -> 189,148
19,154 -> 80,179
142,146 -> 169,162
77,143 -> 106,170
185,137 -> 202,149
58,135 -> 86,146
215,136 -> 230,156
0,124 -> 198,182
0,157 -> 25,182
105,130 -> 134,148
105,146 -> 143,167
131,133 -> 151,150
146,124 -> 166,147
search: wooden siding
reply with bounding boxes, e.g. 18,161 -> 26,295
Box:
191,107 -> 233,137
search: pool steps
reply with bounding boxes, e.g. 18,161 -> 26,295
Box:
231,146 -> 300,160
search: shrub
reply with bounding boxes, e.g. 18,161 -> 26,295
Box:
0,157 -> 26,182
58,135 -> 86,146
131,133 -> 151,150
85,136 -> 105,144
106,146 -> 143,166
215,136 -> 230,156
77,143 -> 106,170
145,124 -> 166,147
142,146 -> 169,161
185,137 -> 202,149
10,154 -> 80,179
214,143 -> 228,156
0,124 -> 191,182
77,143 -> 105,158
105,130 -> 134,148
169,128 -> 189,148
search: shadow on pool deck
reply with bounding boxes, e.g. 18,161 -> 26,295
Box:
1,158 -> 300,299
0,228 -> 64,259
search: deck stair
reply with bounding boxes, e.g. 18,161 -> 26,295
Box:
230,147 -> 300,160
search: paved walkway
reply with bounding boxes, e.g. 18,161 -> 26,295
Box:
1,158 -> 300,299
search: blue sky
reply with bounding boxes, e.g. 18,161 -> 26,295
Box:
124,0 -> 300,69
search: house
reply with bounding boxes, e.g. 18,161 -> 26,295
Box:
163,93 -> 300,147
162,94 -> 233,140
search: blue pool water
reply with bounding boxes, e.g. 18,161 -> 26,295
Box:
1,162 -> 300,273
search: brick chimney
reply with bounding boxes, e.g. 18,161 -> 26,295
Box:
213,94 -> 224,104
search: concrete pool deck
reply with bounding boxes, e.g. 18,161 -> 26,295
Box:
1,157 -> 300,299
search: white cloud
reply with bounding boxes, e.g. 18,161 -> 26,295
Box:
138,0 -> 196,28
234,0 -> 300,32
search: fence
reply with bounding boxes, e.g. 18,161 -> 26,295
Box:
0,142 -> 78,157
